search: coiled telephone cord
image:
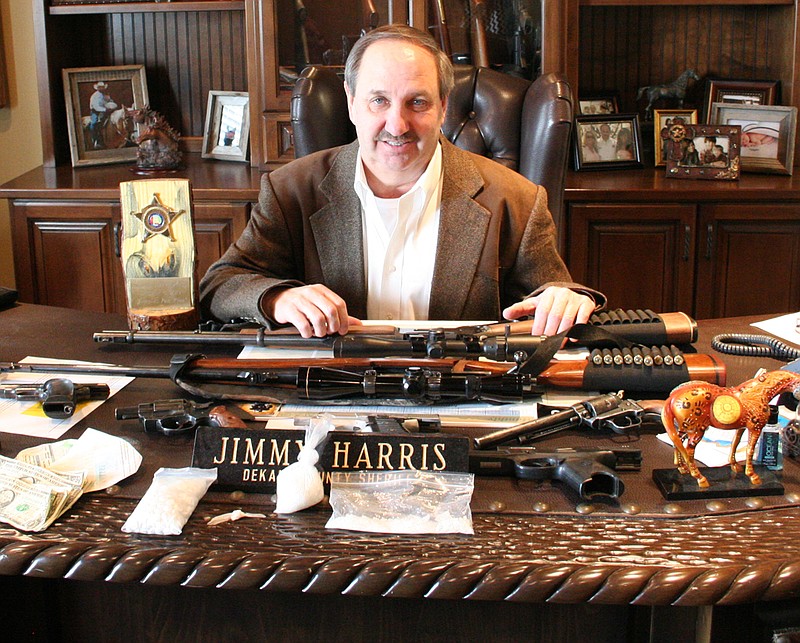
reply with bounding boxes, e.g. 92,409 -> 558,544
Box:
711,333 -> 800,361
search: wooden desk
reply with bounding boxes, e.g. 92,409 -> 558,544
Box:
0,304 -> 798,642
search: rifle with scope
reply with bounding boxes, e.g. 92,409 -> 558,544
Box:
1,343 -> 725,403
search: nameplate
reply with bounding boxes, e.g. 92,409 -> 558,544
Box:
191,426 -> 470,493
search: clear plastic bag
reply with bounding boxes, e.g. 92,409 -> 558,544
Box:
122,467 -> 217,536
326,470 -> 475,535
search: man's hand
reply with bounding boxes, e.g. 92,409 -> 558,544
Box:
502,286 -> 595,336
263,284 -> 362,338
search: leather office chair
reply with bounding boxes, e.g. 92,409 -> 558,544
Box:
290,65 -> 573,237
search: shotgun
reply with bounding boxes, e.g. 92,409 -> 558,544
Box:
93,310 -> 699,359
1,347 -> 725,401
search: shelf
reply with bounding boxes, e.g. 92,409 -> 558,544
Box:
49,0 -> 244,15
566,167 -> 800,202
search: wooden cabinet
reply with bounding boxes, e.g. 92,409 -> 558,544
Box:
2,156 -> 259,314
565,169 -> 800,318
546,0 -> 800,126
695,203 -> 800,319
566,202 -> 696,313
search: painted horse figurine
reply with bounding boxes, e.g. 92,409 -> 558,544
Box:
661,370 -> 800,487
637,69 -> 700,120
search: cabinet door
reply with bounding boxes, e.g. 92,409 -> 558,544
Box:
193,202 -> 250,281
10,200 -> 250,315
10,200 -> 124,314
696,204 -> 800,319
567,203 -> 696,313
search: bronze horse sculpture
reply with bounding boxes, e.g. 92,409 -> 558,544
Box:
637,69 -> 700,119
661,370 -> 800,487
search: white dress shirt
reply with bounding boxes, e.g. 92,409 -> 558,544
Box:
353,142 -> 443,320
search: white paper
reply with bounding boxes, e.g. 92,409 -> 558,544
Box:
751,311 -> 800,347
27,428 -> 143,492
0,357 -> 133,439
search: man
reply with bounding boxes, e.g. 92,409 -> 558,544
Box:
200,25 -> 604,338
88,81 -> 116,149
595,123 -> 616,160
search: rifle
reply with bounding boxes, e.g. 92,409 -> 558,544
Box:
361,0 -> 379,34
93,310 -> 699,359
430,0 -> 452,58
469,445 -> 642,500
470,0 -> 490,68
473,391 -> 663,449
1,347 -> 725,402
294,0 -> 310,72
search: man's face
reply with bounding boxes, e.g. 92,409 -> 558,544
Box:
599,125 -> 611,140
345,39 -> 447,197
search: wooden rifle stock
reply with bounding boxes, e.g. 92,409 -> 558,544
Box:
431,0 -> 452,57
1,347 -> 725,399
295,0 -> 310,70
470,0 -> 490,68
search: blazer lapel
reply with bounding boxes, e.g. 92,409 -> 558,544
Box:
429,142 -> 491,319
310,142 -> 368,319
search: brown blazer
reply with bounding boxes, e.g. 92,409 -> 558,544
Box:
199,138 -> 604,325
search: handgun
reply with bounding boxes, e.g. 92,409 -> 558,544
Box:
473,392 -> 663,449
1,378 -> 110,419
469,445 -> 642,499
114,398 -> 247,435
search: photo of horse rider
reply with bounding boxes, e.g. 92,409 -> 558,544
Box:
80,79 -> 137,150
88,81 -> 116,149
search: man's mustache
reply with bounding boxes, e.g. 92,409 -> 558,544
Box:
376,132 -> 417,144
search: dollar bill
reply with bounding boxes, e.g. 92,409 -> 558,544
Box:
0,455 -> 84,531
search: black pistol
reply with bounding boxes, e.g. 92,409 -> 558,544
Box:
469,445 -> 642,500
115,399 -> 247,435
1,378 -> 110,419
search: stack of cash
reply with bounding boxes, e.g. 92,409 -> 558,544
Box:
0,455 -> 84,532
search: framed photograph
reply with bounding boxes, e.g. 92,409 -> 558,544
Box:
665,124 -> 741,181
201,91 -> 250,162
573,114 -> 643,171
702,78 -> 779,123
710,103 -> 797,175
578,92 -> 619,115
654,109 -> 698,167
62,64 -> 149,167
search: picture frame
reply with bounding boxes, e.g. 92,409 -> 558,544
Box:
654,109 -> 698,167
665,124 -> 741,181
577,91 -> 619,115
573,113 -> 643,171
702,78 -> 779,123
710,102 -> 797,176
201,90 -> 250,163
62,64 -> 149,167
